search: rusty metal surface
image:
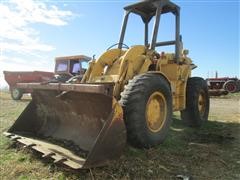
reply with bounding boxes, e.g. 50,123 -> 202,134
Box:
16,83 -> 113,96
55,55 -> 91,61
5,88 -> 126,169
4,132 -> 85,169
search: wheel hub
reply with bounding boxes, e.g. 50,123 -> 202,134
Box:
146,91 -> 167,133
198,91 -> 206,117
12,89 -> 20,98
226,83 -> 236,92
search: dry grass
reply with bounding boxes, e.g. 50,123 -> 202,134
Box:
0,91 -> 240,179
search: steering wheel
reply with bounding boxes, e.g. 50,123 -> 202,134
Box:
107,43 -> 129,51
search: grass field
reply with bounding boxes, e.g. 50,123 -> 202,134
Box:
0,91 -> 240,179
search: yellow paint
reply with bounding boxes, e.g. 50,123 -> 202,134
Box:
145,91 -> 167,133
198,90 -> 206,117
82,45 -> 194,112
81,48 -> 125,83
112,97 -> 123,123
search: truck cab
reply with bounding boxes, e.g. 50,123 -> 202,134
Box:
55,55 -> 91,76
54,55 -> 91,82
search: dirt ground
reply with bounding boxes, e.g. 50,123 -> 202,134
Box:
210,96 -> 240,123
0,91 -> 239,180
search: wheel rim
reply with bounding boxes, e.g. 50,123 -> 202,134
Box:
145,91 -> 167,133
198,90 -> 206,117
226,83 -> 236,92
12,89 -> 20,98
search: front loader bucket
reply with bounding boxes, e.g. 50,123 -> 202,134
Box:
4,83 -> 126,169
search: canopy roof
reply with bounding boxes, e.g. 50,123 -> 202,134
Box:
124,0 -> 179,22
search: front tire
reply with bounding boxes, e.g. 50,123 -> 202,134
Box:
120,73 -> 172,148
181,77 -> 209,127
11,88 -> 23,100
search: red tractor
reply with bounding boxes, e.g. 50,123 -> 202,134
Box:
206,76 -> 240,96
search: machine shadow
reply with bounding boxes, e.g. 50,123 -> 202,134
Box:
170,116 -> 239,145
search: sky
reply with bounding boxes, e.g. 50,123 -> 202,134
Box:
0,0 -> 239,88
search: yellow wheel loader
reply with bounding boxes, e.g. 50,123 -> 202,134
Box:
4,0 -> 209,169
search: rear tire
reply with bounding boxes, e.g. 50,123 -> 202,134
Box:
223,80 -> 238,93
120,73 -> 172,148
11,88 -> 23,100
181,77 -> 209,127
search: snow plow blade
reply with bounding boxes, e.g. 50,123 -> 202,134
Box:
4,83 -> 126,169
